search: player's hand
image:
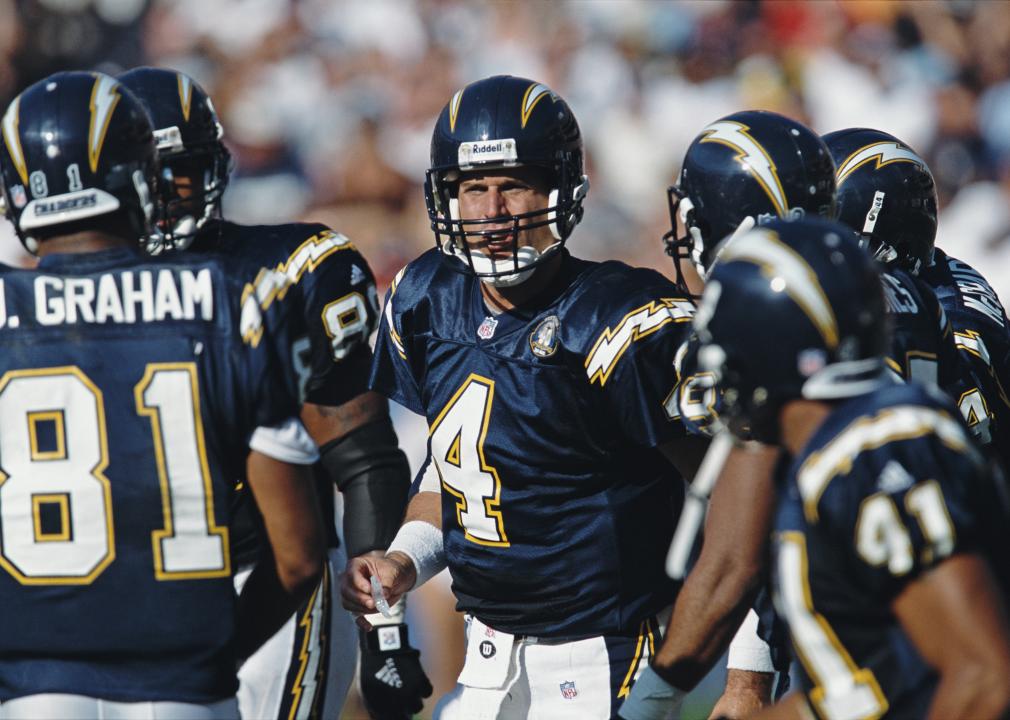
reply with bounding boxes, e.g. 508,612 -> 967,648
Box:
617,665 -> 686,720
340,553 -> 416,620
359,624 -> 433,720
708,670 -> 773,719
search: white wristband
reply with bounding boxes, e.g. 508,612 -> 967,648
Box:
364,596 -> 406,627
386,520 -> 446,590
727,609 -> 775,673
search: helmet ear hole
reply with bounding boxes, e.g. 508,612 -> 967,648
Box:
547,187 -> 562,241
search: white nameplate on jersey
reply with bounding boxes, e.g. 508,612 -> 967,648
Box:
458,616 -> 515,689
477,315 -> 498,340
458,138 -> 518,170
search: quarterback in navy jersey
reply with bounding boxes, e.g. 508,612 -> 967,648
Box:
118,67 -> 428,720
694,217 -> 1010,720
343,75 -> 712,720
0,72 -> 323,717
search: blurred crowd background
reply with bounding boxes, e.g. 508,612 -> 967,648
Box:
2,0 -> 1010,299
3,1 -> 1010,717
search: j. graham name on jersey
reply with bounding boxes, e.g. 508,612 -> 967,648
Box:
0,269 -> 214,327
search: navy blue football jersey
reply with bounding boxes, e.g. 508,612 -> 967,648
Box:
0,247 -> 298,703
772,382 -> 1007,718
921,247 -> 1010,466
188,219 -> 380,558
371,249 -> 695,638
881,268 -> 960,392
190,220 -> 379,407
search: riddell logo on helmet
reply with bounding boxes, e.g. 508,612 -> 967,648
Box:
473,141 -> 506,155
458,138 -> 518,169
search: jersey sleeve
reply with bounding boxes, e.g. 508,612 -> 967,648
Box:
581,278 -> 695,448
299,241 -> 380,407
232,270 -> 303,442
665,334 -> 722,437
369,270 -> 425,415
949,317 -> 1010,451
812,415 -> 988,601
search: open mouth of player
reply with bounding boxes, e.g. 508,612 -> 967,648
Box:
478,228 -> 517,258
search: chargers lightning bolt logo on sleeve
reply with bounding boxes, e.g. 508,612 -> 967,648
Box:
835,142 -> 925,186
700,120 -> 789,217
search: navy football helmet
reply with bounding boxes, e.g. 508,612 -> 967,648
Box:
823,128 -> 937,275
424,75 -> 589,286
0,71 -> 158,254
666,110 -> 836,294
118,67 -> 232,251
693,216 -> 888,443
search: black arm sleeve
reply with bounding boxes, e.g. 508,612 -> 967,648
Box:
318,416 -> 411,557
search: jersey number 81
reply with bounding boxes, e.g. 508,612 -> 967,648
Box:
0,364 -> 229,585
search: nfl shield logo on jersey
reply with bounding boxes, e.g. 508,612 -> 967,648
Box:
559,680 -> 577,699
477,316 -> 499,340
530,315 -> 560,357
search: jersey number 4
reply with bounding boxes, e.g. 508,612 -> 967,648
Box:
430,374 -> 509,547
0,364 -> 229,585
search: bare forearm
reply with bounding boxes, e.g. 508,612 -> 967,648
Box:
654,443 -> 778,688
653,556 -> 760,687
896,555 -> 1010,720
928,666 -> 1010,720
748,694 -> 811,720
404,490 -> 441,527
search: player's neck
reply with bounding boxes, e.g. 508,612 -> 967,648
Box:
779,399 -> 833,457
36,232 -> 134,257
479,252 -> 564,314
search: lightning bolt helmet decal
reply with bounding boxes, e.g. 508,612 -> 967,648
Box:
699,120 -> 789,217
1,96 -> 27,185
88,73 -> 122,173
835,141 -> 925,186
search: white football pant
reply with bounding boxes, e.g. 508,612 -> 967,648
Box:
234,546 -> 356,720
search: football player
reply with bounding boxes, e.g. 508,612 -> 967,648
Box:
0,71 -> 323,717
695,216 -> 1010,719
117,67 -> 430,720
824,127 -> 1010,470
624,110 -> 982,719
623,110 -> 837,719
339,74 -> 757,719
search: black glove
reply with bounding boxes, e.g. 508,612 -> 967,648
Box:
359,624 -> 433,719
